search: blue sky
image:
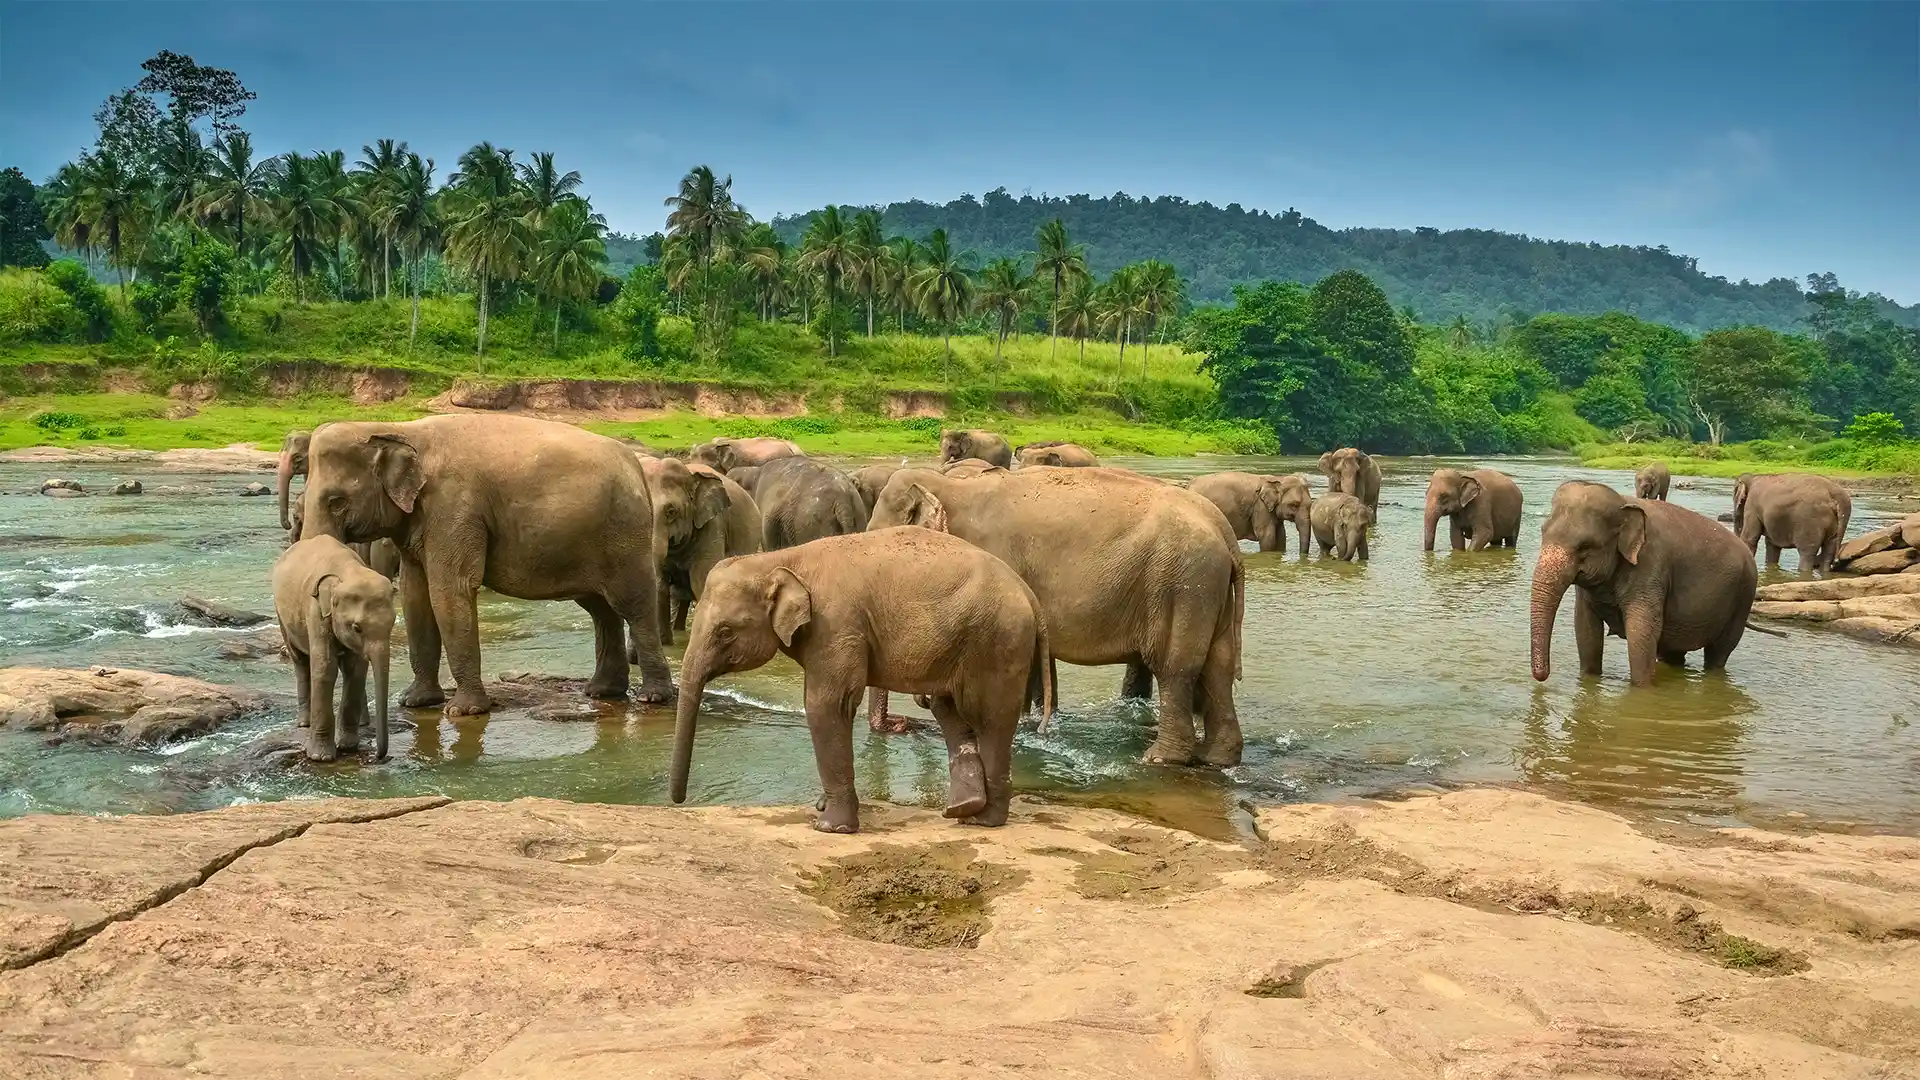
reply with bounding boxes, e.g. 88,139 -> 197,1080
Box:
3,1 -> 1915,301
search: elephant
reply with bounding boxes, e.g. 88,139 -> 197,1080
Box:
1732,472 -> 1852,573
1531,481 -> 1757,686
1318,448 -> 1381,520
1635,462 -> 1671,501
300,414 -> 674,715
1311,492 -> 1371,561
276,430 -> 312,532
688,436 -> 803,473
941,458 -> 1008,479
284,431 -> 401,580
849,464 -> 904,516
1422,467 -> 1523,551
939,429 -> 1013,468
730,455 -> 869,551
636,456 -> 763,647
670,527 -> 1053,834
869,465 -> 1243,766
1015,441 -> 1099,468
273,535 -> 396,762
1188,472 -> 1313,553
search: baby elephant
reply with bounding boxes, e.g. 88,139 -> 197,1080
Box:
1311,492 -> 1371,561
669,527 -> 1053,834
1634,461 -> 1671,500
273,536 -> 397,762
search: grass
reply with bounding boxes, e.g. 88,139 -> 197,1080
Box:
1579,436 -> 1920,479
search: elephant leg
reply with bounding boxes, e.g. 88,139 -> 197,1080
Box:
424,565 -> 489,716
1120,661 -> 1154,702
1450,519 -> 1467,552
1764,540 -> 1783,568
672,588 -> 691,633
397,559 -> 446,709
338,650 -> 367,752
957,688 -> 1017,827
805,679 -> 861,834
1657,649 -> 1688,668
612,564 -> 675,704
656,580 -> 674,648
290,645 -> 312,729
306,642 -> 339,762
1795,545 -> 1820,575
929,694 -> 988,820
867,684 -> 907,733
1356,533 -> 1369,561
1194,630 -> 1242,768
580,596 -> 633,701
1574,589 -> 1605,676
1622,602 -> 1664,687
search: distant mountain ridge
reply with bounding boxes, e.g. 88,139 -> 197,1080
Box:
770,189 -> 1918,335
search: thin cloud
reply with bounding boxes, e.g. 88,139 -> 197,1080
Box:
1630,129 -> 1776,215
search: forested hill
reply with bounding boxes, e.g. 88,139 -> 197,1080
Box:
770,190 -> 1918,335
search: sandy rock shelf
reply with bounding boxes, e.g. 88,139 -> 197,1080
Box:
0,789 -> 1914,1079
1753,574 -> 1920,647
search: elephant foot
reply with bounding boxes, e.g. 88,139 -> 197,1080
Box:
443,689 -> 493,717
401,681 -> 446,709
944,745 -> 989,819
1143,735 -> 1197,766
304,731 -> 337,763
868,711 -> 910,734
814,793 -> 859,834
1195,735 -> 1243,769
584,675 -> 630,701
634,678 -> 676,705
959,802 -> 1010,828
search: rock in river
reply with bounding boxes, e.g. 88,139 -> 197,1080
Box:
109,479 -> 142,495
0,667 -> 264,745
179,595 -> 270,627
239,481 -> 272,497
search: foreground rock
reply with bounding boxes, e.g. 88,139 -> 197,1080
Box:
0,790 -> 1912,1078
0,667 -> 264,745
1833,512 -> 1920,574
1754,575 -> 1920,646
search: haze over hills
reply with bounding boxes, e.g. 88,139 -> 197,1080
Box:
750,189 -> 1919,336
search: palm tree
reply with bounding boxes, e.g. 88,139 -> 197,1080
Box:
847,209 -> 886,338
193,132 -> 270,267
975,257 -> 1030,366
1055,276 -> 1098,365
311,149 -> 358,297
883,235 -> 921,332
1447,314 -> 1475,350
738,222 -> 786,322
1134,259 -> 1183,378
267,152 -> 339,303
662,165 -> 746,329
384,152 -> 439,350
518,151 -> 582,226
797,205 -> 855,356
354,139 -> 408,298
658,233 -> 696,315
151,125 -> 209,227
1032,218 -> 1088,363
75,150 -> 149,297
1097,265 -> 1146,384
40,163 -> 92,255
533,198 -> 608,351
910,228 -> 974,379
444,142 -> 533,361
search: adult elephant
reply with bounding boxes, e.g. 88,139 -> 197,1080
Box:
849,464 -> 904,516
276,430 -> 313,532
637,455 -> 762,646
1423,467 -> 1523,551
1015,441 -> 1099,468
1319,448 -> 1381,520
939,429 -> 1013,468
1635,462 -> 1671,500
1732,473 -> 1852,573
1188,472 -> 1312,553
941,458 -> 1007,479
301,414 -> 674,714
1531,481 -> 1756,686
735,455 -> 868,550
283,428 -> 401,579
689,436 -> 803,473
870,466 -> 1243,766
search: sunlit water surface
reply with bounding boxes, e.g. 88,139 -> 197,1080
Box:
3,456 -> 1917,837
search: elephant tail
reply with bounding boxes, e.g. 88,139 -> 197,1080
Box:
1030,601 -> 1057,733
1221,554 -> 1245,681
1745,620 -> 1788,638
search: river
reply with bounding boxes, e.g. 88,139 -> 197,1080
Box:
3,454 -> 1917,837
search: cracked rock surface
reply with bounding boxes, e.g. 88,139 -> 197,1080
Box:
0,790 -> 1915,1079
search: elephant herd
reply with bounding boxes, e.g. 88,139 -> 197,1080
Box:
267,417 -> 1848,833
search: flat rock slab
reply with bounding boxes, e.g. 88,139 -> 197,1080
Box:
0,790 -> 1914,1078
0,667 -> 265,745
178,597 -> 270,628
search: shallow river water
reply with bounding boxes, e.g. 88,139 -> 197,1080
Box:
4,455 -> 1918,837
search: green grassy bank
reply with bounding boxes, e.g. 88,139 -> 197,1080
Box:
1579,437 -> 1920,480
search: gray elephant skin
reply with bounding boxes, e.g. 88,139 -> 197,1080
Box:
1423,467 -> 1523,551
1732,472 -> 1852,573
1531,481 -> 1756,686
1189,472 -> 1312,553
1634,462 -> 1671,500
1319,447 -> 1382,520
1015,441 -> 1099,468
849,464 -> 904,516
730,455 -> 869,550
688,436 -> 803,473
939,429 -> 1013,468
637,456 -> 762,647
301,414 -> 674,715
284,429 -> 402,580
1311,492 -> 1371,561
670,528 -> 1053,834
273,535 -> 396,762
869,466 -> 1243,766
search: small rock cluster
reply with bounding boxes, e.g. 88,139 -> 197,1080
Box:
1831,513 -> 1920,575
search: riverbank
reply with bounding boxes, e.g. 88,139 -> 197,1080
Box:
0,789 -> 1913,1077
1581,437 -> 1920,486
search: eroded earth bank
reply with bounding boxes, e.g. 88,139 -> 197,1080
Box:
1,789 -> 1915,1079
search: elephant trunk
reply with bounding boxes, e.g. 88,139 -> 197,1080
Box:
1423,504 -> 1441,552
670,655 -> 708,804
1294,509 -> 1311,555
1530,544 -> 1576,682
371,642 -> 391,761
276,451 -> 296,532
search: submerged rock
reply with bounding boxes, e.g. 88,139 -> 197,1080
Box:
39,478 -> 83,494
109,479 -> 142,495
217,626 -> 286,661
0,667 -> 264,745
239,482 -> 272,497
179,596 -> 270,627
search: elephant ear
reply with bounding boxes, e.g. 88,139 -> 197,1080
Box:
1458,477 -> 1482,507
691,472 -> 728,529
368,433 -> 425,514
768,566 -> 812,647
312,573 -> 339,620
1317,451 -> 1334,476
1256,478 -> 1287,514
1616,504 -> 1647,565
906,484 -> 949,533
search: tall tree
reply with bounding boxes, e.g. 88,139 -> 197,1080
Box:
797,205 -> 855,356
0,167 -> 51,268
39,163 -> 92,254
1135,259 -> 1183,378
151,123 -> 208,226
1098,265 -> 1145,383
910,228 -> 973,378
384,152 -> 439,350
518,151 -> 583,226
444,142 -> 532,360
267,152 -> 338,303
738,222 -> 787,322
662,165 -> 745,334
976,256 -> 1030,366
533,198 -> 608,350
1688,328 -> 1816,444
1054,275 -> 1098,364
847,208 -> 886,338
1032,218 -> 1088,362
75,149 -> 148,297
192,132 -> 270,262
883,235 -> 921,332
354,138 -> 408,298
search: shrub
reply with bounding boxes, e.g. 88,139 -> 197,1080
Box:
175,239 -> 237,334
1843,412 -> 1905,445
42,259 -> 113,342
77,427 -> 101,440
0,268 -> 81,343
31,410 -> 85,432
129,281 -> 173,334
